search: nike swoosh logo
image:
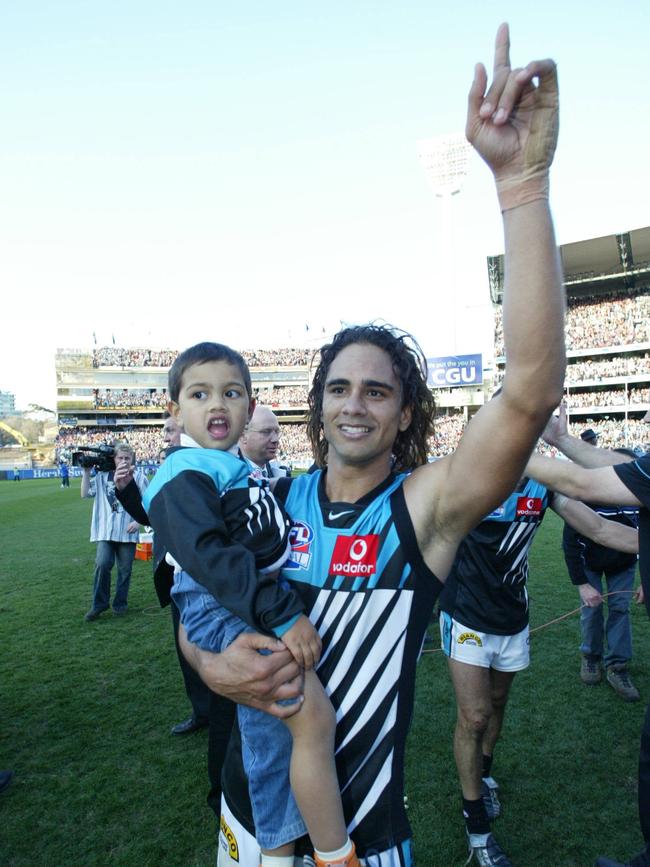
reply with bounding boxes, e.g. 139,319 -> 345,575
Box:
328,510 -> 355,521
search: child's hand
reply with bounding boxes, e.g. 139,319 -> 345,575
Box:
282,615 -> 322,670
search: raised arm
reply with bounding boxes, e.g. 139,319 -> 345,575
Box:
406,24 -> 564,576
551,494 -> 638,554
526,453 -> 642,507
543,403 -> 632,468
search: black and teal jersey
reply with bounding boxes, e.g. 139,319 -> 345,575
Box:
439,478 -> 552,635
142,445 -> 301,636
222,469 -> 443,859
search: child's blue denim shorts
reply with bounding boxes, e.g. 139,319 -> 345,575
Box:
172,571 -> 307,849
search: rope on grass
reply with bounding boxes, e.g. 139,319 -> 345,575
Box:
421,589 -> 640,655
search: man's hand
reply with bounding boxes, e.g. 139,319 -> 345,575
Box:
180,627 -> 304,719
114,461 -> 135,491
635,584 -> 645,606
542,402 -> 568,448
126,521 -> 140,534
281,614 -> 322,670
578,583 -> 603,608
466,23 -> 559,210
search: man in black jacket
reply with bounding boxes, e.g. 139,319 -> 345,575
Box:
563,484 -> 640,700
115,432 -> 213,736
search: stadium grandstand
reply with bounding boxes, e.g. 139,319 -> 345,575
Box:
54,346 -> 317,467
490,226 -> 650,453
49,226 -> 650,469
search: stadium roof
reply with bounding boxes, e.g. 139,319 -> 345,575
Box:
488,226 -> 650,302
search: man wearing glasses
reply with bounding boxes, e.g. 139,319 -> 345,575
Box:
240,405 -> 291,480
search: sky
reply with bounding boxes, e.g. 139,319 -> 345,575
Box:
1,0 -> 649,411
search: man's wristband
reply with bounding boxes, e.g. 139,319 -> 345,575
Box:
496,172 -> 549,212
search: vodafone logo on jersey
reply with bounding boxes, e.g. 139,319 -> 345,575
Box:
516,496 -> 543,517
329,534 -> 380,577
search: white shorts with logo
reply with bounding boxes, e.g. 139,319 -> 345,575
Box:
439,611 -> 530,672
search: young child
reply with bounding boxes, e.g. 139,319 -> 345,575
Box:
143,342 -> 359,867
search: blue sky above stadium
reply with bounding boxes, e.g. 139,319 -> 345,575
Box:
2,1 -> 649,410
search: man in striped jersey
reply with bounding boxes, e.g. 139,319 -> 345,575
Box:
440,481 -> 638,866
81,442 -> 148,621
182,24 -> 564,866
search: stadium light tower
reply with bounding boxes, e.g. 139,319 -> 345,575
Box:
417,132 -> 470,197
417,132 -> 471,354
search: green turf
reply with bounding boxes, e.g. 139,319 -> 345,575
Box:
0,481 -> 648,865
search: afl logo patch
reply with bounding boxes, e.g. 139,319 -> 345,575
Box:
457,631 -> 483,647
219,815 -> 239,861
285,521 -> 314,571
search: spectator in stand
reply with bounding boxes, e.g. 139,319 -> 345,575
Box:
81,443 -> 148,621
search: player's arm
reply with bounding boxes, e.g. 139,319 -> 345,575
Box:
405,24 -> 564,576
551,494 -> 638,554
543,403 -> 633,468
526,454 -> 643,507
179,627 -> 304,719
115,478 -> 149,525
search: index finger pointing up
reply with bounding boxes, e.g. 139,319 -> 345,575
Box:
493,22 -> 511,75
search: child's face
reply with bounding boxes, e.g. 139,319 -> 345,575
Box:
170,360 -> 254,451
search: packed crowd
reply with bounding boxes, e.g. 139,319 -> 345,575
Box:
92,348 -> 178,368
421,414 -> 650,458
242,348 -> 316,367
94,389 -> 169,409
494,288 -> 650,356
90,385 -> 309,410
274,424 -> 312,463
91,346 -> 317,369
55,407 -> 650,467
565,417 -> 650,452
55,423 -> 315,466
56,427 -> 166,464
256,386 -> 309,406
566,387 -> 650,408
566,353 -> 650,383
428,415 -> 466,457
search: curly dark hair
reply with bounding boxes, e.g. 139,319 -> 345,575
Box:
306,324 -> 436,472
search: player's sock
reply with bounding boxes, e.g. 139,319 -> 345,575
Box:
314,837 -> 354,863
482,753 -> 493,778
463,796 -> 490,835
260,855 -> 294,866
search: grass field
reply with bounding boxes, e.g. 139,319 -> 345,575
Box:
0,478 -> 648,866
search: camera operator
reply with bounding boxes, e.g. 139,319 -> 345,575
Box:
81,442 -> 148,621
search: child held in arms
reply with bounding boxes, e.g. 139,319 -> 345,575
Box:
143,342 -> 358,867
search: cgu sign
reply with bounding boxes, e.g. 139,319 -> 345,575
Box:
427,354 -> 483,388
